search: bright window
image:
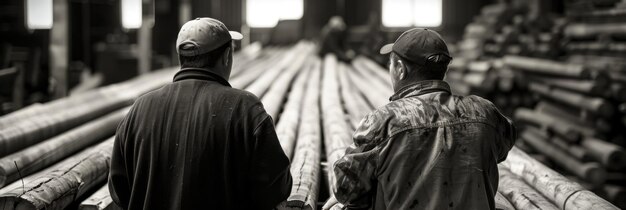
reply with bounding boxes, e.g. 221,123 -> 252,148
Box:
382,0 -> 442,27
26,0 -> 53,29
121,0 -> 142,29
246,0 -> 303,28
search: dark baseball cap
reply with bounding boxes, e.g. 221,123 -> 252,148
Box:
380,28 -> 451,65
176,17 -> 243,56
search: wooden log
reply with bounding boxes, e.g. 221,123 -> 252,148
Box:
521,128 -> 607,185
352,56 -> 391,88
502,55 -> 610,84
284,63 -> 322,210
498,165 -> 560,210
581,137 -> 626,170
503,55 -> 591,78
514,108 -> 582,142
230,47 -> 289,88
566,54 -> 626,72
0,138 -> 114,210
246,42 -> 312,98
495,192 -> 515,210
536,77 -> 608,96
0,68 -> 175,129
551,136 -> 594,162
261,48 -> 310,120
535,101 -> 611,134
565,23 -> 626,39
0,108 -> 128,188
501,147 -> 619,210
0,68 -> 176,158
78,184 -> 121,210
346,64 -> 389,108
528,82 -> 614,117
529,153 -> 553,167
338,63 -> 373,129
273,61 -> 312,159
349,59 -> 393,98
320,54 -> 353,193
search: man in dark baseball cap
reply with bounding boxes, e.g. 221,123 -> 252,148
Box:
324,28 -> 515,210
109,17 -> 292,210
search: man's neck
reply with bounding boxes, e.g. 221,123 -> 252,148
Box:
181,66 -> 229,81
393,78 -> 442,92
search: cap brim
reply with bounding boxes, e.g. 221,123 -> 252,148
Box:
379,43 -> 394,54
229,31 -> 243,40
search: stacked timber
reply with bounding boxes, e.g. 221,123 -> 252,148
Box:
0,41 -> 620,210
0,68 -> 176,158
0,138 -> 115,209
446,1 -> 626,207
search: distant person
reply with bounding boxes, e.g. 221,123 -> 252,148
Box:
323,28 -> 516,210
108,18 -> 292,210
319,16 -> 355,62
358,12 -> 387,65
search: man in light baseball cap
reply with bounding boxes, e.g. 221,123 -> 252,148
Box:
324,28 -> 515,210
109,17 -> 292,210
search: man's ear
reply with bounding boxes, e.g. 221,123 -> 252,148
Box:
222,47 -> 231,66
397,60 -> 406,80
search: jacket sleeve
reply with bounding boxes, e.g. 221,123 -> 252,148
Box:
108,111 -> 133,209
333,117 -> 382,210
248,116 -> 293,210
490,104 -> 517,162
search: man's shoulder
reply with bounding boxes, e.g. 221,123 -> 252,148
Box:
353,101 -> 410,145
461,94 -> 496,107
354,94 -> 500,143
227,88 -> 262,103
457,94 -> 501,117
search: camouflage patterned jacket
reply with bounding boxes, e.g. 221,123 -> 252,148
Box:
333,80 -> 516,210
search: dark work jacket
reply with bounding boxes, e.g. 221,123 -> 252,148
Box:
108,68 -> 292,210
333,80 -> 516,210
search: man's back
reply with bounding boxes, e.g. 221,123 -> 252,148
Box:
108,70 -> 292,210
333,80 -> 515,210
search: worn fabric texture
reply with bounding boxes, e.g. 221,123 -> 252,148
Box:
334,80 -> 516,210
108,68 -> 292,210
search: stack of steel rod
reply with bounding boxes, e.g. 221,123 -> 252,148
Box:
0,41 -> 620,209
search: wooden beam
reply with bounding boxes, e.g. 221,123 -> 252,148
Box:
320,54 -> 352,193
285,61 -> 322,210
498,165 -> 559,210
79,184 -> 121,210
501,147 -> 618,209
0,108 -> 128,188
273,60 -> 311,159
0,138 -> 114,210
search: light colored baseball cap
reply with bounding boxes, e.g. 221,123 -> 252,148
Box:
176,17 -> 243,56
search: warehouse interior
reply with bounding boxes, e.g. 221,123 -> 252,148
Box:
0,0 -> 625,209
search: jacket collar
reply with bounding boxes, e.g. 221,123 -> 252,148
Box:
389,80 -> 451,101
173,68 -> 232,87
